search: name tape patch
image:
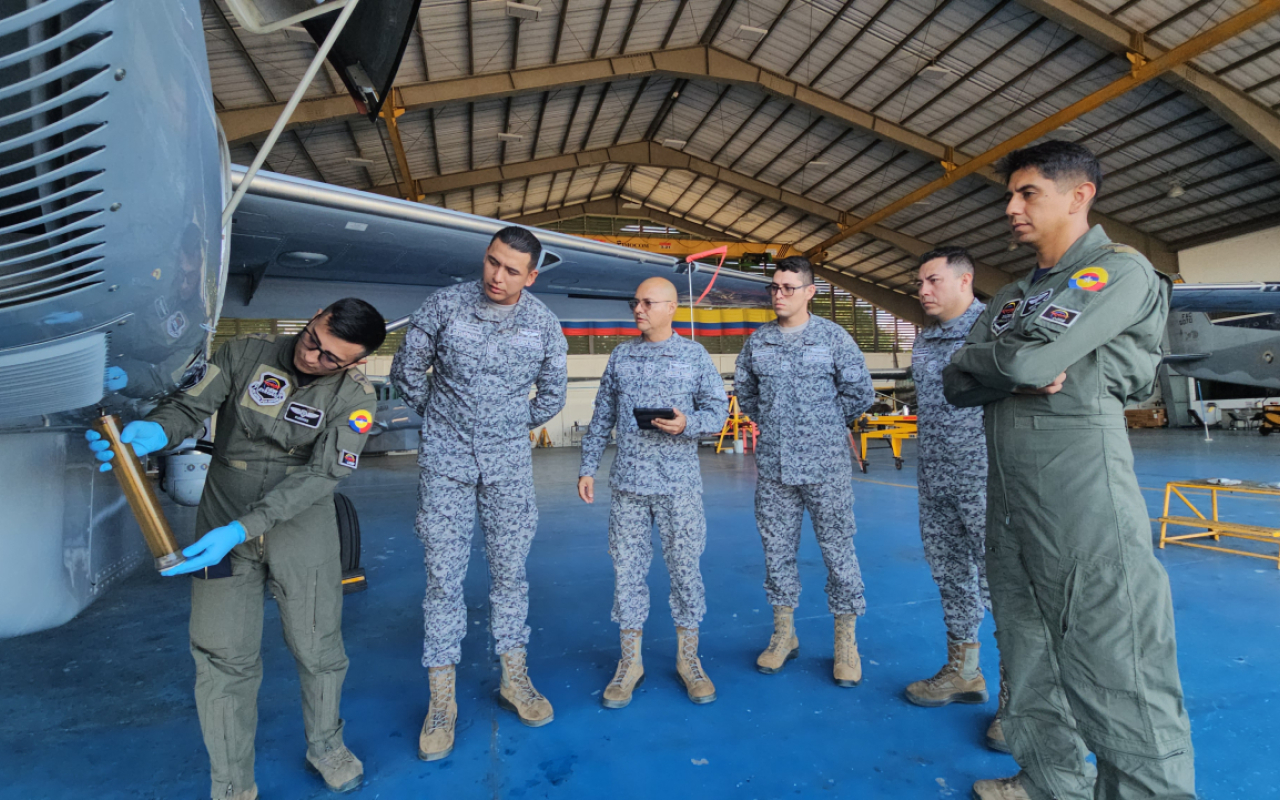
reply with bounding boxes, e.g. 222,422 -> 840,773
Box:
992,300 -> 1021,334
803,345 -> 832,364
511,328 -> 542,349
1021,289 -> 1054,316
284,402 -> 324,429
1039,304 -> 1081,328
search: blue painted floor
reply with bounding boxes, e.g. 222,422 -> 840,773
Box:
2,429 -> 1278,799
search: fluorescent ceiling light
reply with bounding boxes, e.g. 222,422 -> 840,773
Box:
736,25 -> 768,42
1168,181 -> 1186,199
497,132 -> 524,143
662,138 -> 687,148
807,160 -> 829,166
622,201 -> 642,209
345,157 -> 376,166
505,1 -> 540,20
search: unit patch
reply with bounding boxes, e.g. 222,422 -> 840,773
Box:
992,300 -> 1021,334
284,402 -> 324,429
1021,289 -> 1054,316
339,450 -> 359,469
348,409 -> 374,434
165,311 -> 188,339
248,371 -> 290,406
1069,267 -> 1109,292
1039,304 -> 1082,328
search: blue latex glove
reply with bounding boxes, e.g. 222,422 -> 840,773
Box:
161,521 -> 248,576
85,420 -> 168,471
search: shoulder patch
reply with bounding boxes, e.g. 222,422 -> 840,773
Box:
1069,267 -> 1109,292
1103,244 -> 1140,255
347,369 -> 375,395
348,409 -> 374,434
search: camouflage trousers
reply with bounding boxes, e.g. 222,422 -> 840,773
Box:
608,490 -> 707,630
416,469 -> 537,667
918,470 -> 990,642
755,477 -> 866,616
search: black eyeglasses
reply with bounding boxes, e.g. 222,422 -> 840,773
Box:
628,298 -> 675,311
767,283 -> 813,297
300,323 -> 359,370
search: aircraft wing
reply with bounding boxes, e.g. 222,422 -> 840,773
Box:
1171,283 -> 1280,312
228,167 -> 771,314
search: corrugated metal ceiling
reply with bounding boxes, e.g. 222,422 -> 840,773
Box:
213,0 -> 1280,301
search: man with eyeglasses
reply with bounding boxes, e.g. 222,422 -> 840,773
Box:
85,298 -> 386,799
577,277 -> 728,709
734,256 -> 874,687
392,226 -> 568,762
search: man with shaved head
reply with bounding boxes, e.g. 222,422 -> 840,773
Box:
578,277 -> 729,709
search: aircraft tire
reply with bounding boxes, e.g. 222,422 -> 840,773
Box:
335,492 -> 362,575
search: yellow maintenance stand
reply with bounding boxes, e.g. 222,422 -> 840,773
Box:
853,413 -> 917,472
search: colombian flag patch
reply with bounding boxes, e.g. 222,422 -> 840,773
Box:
1069,267 -> 1109,292
348,409 -> 373,434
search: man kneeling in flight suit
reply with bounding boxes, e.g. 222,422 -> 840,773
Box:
86,299 -> 385,800
577,277 -> 729,708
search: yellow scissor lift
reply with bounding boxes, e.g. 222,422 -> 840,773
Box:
853,413 -> 917,472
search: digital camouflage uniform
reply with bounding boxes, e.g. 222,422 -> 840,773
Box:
912,299 -> 991,643
579,334 -> 729,630
944,225 -> 1195,800
735,316 -> 874,615
391,281 -> 568,668
145,333 -> 376,799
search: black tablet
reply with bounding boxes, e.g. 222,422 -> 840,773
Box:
633,407 -> 676,430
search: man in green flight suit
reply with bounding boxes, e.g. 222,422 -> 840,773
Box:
85,299 -> 385,800
943,142 -> 1195,800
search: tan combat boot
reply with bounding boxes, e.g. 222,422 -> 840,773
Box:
498,647 -> 554,726
986,660 -> 1011,753
833,614 -> 862,687
676,626 -> 716,704
971,773 -> 1032,800
602,629 -> 645,709
756,605 -> 800,674
905,639 -> 988,707
305,744 -> 363,794
418,665 -> 458,761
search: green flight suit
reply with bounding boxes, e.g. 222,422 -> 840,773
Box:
943,226 -> 1195,800
147,333 -> 376,799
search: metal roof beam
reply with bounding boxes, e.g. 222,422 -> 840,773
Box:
802,0 -> 1280,265
217,44 -> 1173,266
394,141 -> 1011,294
1016,0 -> 1280,164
